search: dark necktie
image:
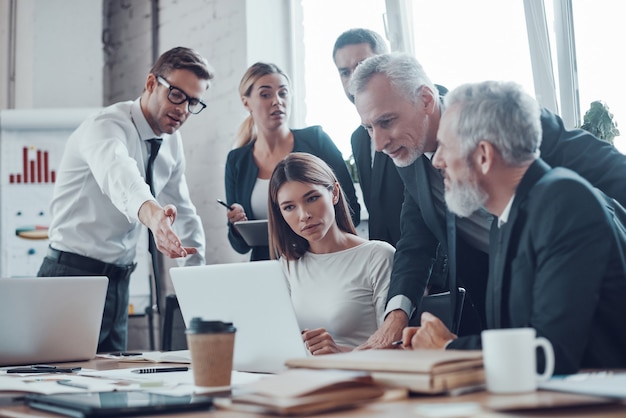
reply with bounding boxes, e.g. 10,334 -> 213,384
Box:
146,138 -> 163,315
146,138 -> 162,196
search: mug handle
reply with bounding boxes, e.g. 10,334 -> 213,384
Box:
535,336 -> 555,382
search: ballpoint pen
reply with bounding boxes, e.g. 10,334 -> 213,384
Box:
132,367 -> 189,374
7,365 -> 82,374
216,199 -> 233,210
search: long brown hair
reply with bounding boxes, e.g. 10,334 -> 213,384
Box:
268,152 -> 356,260
234,62 -> 290,148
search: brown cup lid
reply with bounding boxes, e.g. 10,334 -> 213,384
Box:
186,317 -> 236,334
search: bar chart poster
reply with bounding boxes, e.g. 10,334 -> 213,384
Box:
8,145 -> 57,185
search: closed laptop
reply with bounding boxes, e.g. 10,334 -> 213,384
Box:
0,276 -> 108,366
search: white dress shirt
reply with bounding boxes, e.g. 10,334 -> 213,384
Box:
48,98 -> 205,265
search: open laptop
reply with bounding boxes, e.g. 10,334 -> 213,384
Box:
170,260 -> 308,373
0,276 -> 108,366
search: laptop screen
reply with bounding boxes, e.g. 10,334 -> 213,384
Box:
170,260 -> 308,373
0,276 -> 108,366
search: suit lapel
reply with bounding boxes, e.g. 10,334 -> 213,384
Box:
415,155 -> 447,245
487,159 -> 551,328
371,151 -> 386,196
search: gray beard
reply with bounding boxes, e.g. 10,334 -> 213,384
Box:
445,180 -> 488,218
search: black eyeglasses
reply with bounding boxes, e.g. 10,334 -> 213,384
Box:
156,75 -> 206,115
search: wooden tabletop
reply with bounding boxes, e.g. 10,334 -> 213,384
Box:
1,358 -> 625,417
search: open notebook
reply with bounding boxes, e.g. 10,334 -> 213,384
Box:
170,260 -> 308,374
0,276 -> 108,366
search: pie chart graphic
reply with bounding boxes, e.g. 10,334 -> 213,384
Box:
15,225 -> 49,240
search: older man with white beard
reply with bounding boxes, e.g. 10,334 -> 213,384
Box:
350,52 -> 626,351
398,80 -> 626,375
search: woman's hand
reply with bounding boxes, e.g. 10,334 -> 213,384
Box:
302,328 -> 351,355
226,203 -> 248,224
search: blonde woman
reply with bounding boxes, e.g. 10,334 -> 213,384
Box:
225,63 -> 360,261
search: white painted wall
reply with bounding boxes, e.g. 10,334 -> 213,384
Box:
11,0 -> 103,108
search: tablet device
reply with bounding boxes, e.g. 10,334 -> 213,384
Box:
233,219 -> 269,247
25,391 -> 213,417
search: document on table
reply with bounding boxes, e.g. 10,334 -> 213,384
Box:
98,350 -> 192,363
0,369 -> 132,394
82,368 -> 268,396
539,372 -> 626,399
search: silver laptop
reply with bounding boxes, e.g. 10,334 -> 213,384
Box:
0,276 -> 108,366
170,260 -> 308,373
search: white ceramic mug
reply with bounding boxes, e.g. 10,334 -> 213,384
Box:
481,328 -> 555,394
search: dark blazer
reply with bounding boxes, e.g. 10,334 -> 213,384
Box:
224,125 -> 360,261
390,108 -> 626,331
448,159 -> 626,374
350,125 -> 402,246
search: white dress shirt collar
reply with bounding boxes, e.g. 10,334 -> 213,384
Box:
498,194 -> 516,228
130,99 -> 162,142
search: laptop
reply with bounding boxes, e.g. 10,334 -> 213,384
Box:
232,219 -> 269,247
170,260 -> 308,373
0,276 -> 108,366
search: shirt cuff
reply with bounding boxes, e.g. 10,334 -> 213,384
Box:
384,295 -> 415,319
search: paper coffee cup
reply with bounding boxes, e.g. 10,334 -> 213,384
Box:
186,318 -> 236,387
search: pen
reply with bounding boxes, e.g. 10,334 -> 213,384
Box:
109,352 -> 143,357
391,340 -> 404,346
132,367 -> 189,374
57,379 -> 90,389
216,198 -> 233,210
7,366 -> 82,374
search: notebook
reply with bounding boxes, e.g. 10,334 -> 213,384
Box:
233,219 -> 269,247
0,276 -> 108,366
170,260 -> 308,373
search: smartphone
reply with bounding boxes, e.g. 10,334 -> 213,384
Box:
25,391 -> 213,417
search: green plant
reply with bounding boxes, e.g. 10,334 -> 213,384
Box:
345,154 -> 359,183
580,100 -> 620,145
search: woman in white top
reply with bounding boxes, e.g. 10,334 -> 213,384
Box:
268,152 -> 394,355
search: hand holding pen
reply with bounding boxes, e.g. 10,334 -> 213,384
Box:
217,199 -> 248,224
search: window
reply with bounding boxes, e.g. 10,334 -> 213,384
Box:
410,0 -> 535,101
301,0 -> 387,159
300,0 -> 625,155
570,0 -> 625,152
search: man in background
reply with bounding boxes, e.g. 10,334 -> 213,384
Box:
350,53 -> 626,349
332,28 -> 402,246
38,47 -> 212,352
402,80 -> 626,374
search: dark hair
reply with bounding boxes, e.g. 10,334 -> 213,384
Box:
332,28 -> 389,61
268,152 -> 356,260
234,62 -> 290,148
150,47 -> 214,82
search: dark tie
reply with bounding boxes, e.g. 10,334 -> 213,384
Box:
146,138 -> 162,196
146,138 -> 163,317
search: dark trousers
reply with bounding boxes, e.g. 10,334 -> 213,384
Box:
37,249 -> 134,352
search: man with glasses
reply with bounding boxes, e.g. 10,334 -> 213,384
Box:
38,47 -> 213,352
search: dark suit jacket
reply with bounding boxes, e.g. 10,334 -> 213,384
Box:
448,159 -> 626,374
350,125 -> 402,246
224,126 -> 360,261
390,108 -> 626,332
